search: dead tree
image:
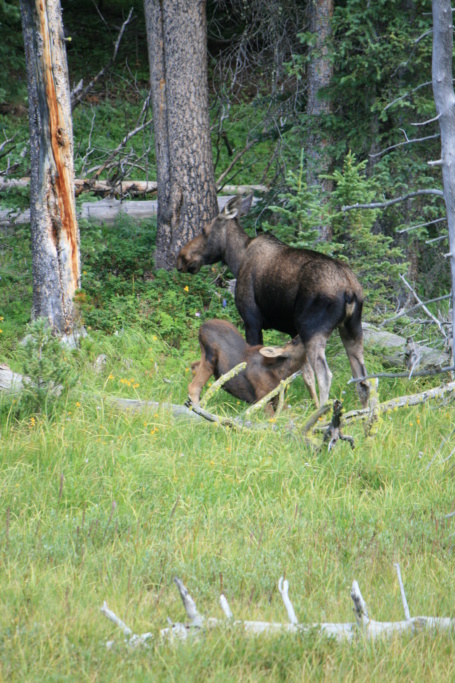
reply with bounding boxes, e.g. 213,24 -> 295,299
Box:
20,0 -> 80,334
432,0 -> 455,368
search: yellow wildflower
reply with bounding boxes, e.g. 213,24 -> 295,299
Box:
76,401 -> 81,407
108,374 -> 114,380
184,285 -> 189,292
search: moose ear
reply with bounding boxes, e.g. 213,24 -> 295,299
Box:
240,193 -> 253,216
259,346 -> 285,359
222,195 -> 243,219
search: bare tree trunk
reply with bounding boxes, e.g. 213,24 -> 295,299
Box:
306,0 -> 334,242
144,0 -> 218,270
20,0 -> 80,334
432,0 -> 455,365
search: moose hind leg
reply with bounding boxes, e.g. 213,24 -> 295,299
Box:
305,335 -> 333,406
301,355 -> 319,407
338,324 -> 370,408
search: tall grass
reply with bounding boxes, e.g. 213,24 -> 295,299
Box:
1,327 -> 455,681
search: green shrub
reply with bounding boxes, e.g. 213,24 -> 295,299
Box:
15,318 -> 77,415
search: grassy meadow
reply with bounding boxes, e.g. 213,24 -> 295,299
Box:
1,218 -> 455,681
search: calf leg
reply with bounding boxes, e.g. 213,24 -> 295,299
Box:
338,323 -> 370,408
188,357 -> 214,405
304,335 -> 333,406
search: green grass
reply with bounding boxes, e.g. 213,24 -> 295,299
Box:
2,218 -> 455,681
1,322 -> 455,681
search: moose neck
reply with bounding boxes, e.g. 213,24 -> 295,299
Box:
223,221 -> 251,277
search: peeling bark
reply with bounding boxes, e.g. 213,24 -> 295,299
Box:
144,0 -> 218,270
20,0 -> 80,334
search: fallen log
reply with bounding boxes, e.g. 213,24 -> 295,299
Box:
101,570 -> 455,648
363,323 -> 451,369
0,177 -> 266,197
0,194 -> 261,226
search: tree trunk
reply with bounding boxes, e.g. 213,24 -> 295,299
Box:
432,0 -> 455,366
144,0 -> 218,270
306,0 -> 334,242
19,0 -> 80,334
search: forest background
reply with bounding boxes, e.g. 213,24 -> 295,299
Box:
2,1 -> 455,681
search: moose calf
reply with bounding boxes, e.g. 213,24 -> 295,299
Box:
188,319 -> 306,415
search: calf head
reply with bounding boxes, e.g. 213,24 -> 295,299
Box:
176,194 -> 253,274
259,336 -> 306,369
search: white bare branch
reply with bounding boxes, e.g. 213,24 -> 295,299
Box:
398,216 -> 446,233
394,564 -> 411,621
400,274 -> 447,339
343,189 -> 444,211
220,594 -> 234,619
369,134 -> 440,159
174,577 -> 204,627
412,113 -> 441,126
278,577 -> 299,625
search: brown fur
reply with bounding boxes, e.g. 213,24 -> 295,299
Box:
177,195 -> 370,408
188,319 -> 306,415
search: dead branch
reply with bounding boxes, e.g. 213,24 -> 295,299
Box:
411,113 -> 441,126
301,403 -> 332,434
198,362 -> 247,409
384,80 -> 432,111
342,189 -> 444,212
101,572 -> 455,647
369,133 -> 440,159
92,118 -> 153,180
400,274 -> 448,339
348,366 -> 454,382
398,216 -> 446,233
315,380 -> 455,430
216,140 -> 256,189
380,294 -> 451,325
71,8 -> 135,110
394,563 -> 411,621
0,133 -> 17,160
426,235 -> 448,244
321,400 -> 355,450
244,370 -> 301,417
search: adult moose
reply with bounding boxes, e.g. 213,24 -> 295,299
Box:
176,195 -> 370,408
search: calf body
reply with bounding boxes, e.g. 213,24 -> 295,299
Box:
177,195 -> 370,408
188,319 -> 306,414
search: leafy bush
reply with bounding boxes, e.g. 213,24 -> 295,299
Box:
15,318 -> 77,415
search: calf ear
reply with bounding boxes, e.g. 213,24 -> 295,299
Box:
259,346 -> 285,359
